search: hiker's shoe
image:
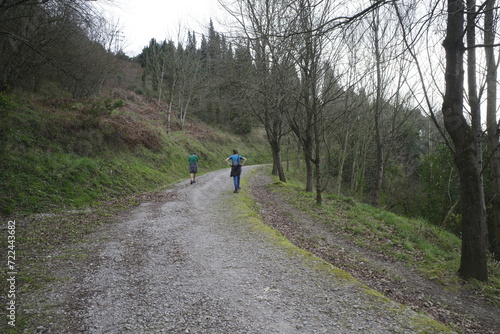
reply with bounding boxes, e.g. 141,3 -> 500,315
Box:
190,180 -> 193,184
234,189 -> 239,193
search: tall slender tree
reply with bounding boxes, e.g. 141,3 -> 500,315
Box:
484,0 -> 500,261
442,0 -> 488,280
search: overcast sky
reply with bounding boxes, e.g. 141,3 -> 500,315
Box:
98,0 -> 226,56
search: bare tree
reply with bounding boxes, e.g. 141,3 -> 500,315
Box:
391,0 -> 492,280
177,40 -> 202,130
442,0 -> 488,281
221,0 -> 290,182
0,0 -> 115,94
142,37 -> 203,133
141,40 -> 172,130
285,0 -> 333,201
371,3 -> 385,206
484,0 -> 500,261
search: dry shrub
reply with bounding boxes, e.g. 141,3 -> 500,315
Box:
33,94 -> 163,152
100,114 -> 161,151
185,120 -> 232,144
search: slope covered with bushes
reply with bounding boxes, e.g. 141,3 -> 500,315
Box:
0,90 -> 271,216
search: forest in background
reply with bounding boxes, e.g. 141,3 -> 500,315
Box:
1,0 -> 499,281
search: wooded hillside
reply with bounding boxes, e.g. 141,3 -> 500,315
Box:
1,0 -> 499,281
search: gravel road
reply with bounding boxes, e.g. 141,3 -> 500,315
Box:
30,166 -> 453,333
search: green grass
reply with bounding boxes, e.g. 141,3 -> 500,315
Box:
0,93 -> 271,216
267,173 -> 500,306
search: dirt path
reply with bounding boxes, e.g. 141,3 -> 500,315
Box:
29,166 -> 453,333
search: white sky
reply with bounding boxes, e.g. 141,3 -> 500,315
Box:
97,0 -> 226,56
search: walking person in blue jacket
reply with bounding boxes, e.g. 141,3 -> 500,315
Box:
225,149 -> 247,193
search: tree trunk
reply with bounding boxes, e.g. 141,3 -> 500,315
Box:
441,199 -> 460,229
290,117 -> 314,192
442,0 -> 488,281
304,160 -> 314,192
270,140 -> 287,182
484,0 -> 500,260
167,99 -> 173,135
465,0 -> 488,267
374,136 -> 384,206
314,111 -> 322,205
297,140 -> 302,169
456,155 -> 488,280
286,136 -> 291,172
304,141 -> 314,192
372,5 -> 384,207
272,162 -> 278,176
337,130 -> 349,196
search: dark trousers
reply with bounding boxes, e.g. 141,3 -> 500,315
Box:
233,175 -> 240,190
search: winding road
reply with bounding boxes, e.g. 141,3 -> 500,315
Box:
31,166 -> 452,333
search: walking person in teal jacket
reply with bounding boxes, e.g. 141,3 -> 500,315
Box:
225,149 -> 247,193
188,152 -> 199,184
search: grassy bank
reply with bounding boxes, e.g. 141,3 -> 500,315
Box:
265,171 -> 500,306
0,92 -> 271,216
